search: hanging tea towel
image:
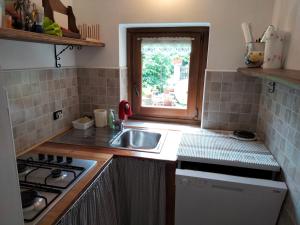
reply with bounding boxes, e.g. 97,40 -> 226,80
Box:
263,28 -> 285,69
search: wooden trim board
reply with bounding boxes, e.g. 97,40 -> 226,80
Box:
238,67 -> 300,88
0,28 -> 105,47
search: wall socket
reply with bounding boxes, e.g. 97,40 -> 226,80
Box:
53,110 -> 63,120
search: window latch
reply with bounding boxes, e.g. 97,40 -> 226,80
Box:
193,107 -> 199,120
134,85 -> 139,96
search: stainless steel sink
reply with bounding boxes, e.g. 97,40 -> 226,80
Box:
110,129 -> 166,153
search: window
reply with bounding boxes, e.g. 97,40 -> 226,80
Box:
141,38 -> 192,109
127,27 -> 209,124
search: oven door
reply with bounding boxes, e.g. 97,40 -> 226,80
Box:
175,169 -> 287,225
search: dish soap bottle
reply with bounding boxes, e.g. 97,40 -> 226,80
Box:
108,109 -> 116,129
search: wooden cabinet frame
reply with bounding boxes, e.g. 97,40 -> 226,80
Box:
127,27 -> 209,124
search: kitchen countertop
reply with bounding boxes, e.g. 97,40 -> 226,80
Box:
47,126 -> 180,162
28,147 -> 113,225
47,124 -> 280,171
25,122 -> 282,224
50,127 -> 121,148
23,124 -> 179,225
177,129 -> 280,172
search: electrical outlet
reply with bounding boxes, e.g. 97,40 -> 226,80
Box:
53,110 -> 63,120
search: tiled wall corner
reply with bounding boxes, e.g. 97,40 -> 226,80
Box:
1,68 -> 79,154
77,68 -> 120,117
257,79 -> 300,225
201,71 -> 261,131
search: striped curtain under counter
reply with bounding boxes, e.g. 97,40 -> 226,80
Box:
57,161 -> 118,225
57,158 -> 166,225
112,157 -> 166,225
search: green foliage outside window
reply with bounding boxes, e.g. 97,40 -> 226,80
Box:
141,41 -> 191,95
142,53 -> 174,93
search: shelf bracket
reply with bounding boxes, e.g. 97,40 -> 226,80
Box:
54,45 -> 82,68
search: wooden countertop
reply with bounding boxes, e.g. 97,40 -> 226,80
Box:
44,128 -> 181,162
25,127 -> 180,224
28,147 -> 113,225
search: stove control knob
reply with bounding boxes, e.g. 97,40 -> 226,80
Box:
56,156 -> 63,163
66,157 -> 73,164
47,155 -> 54,162
38,154 -> 45,161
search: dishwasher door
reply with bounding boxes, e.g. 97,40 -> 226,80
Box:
175,169 -> 287,225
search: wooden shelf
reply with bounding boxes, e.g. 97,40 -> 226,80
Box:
238,67 -> 300,88
0,28 -> 105,47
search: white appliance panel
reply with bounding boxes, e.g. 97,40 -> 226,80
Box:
0,87 -> 24,225
175,169 -> 287,225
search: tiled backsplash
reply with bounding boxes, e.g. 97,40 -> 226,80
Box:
202,71 -> 261,131
0,68 -> 79,154
0,67 -> 121,155
257,79 -> 300,225
1,66 -> 299,225
77,68 -> 120,117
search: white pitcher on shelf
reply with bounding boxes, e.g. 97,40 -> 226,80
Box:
262,25 -> 285,69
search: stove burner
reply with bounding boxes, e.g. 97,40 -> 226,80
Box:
233,130 -> 256,140
51,169 -> 62,178
17,153 -> 95,224
21,190 -> 38,208
18,163 -> 27,174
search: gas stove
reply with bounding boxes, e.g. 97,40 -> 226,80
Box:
17,153 -> 97,224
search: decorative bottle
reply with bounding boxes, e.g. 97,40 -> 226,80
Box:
108,109 -> 116,129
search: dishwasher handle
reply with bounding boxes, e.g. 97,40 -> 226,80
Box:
212,184 -> 244,192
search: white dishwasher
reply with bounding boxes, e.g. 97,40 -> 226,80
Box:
175,130 -> 287,225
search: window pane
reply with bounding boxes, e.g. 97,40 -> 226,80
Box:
141,38 -> 192,109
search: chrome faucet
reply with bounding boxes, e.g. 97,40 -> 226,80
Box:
108,109 -> 124,131
113,119 -> 124,131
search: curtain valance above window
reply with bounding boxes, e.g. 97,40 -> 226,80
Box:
141,37 -> 193,54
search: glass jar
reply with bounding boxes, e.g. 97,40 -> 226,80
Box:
244,42 -> 265,68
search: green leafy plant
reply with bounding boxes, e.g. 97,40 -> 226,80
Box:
142,53 -> 174,93
43,17 -> 63,37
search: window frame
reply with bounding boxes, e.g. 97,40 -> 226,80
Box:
127,27 -> 209,124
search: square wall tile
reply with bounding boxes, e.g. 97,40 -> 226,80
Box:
202,71 -> 261,132
77,68 -> 121,117
257,79 -> 300,225
1,68 -> 79,154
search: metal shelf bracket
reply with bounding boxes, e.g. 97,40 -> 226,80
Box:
54,45 -> 82,68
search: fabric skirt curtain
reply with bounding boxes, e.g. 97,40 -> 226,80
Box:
112,157 -> 166,225
57,157 -> 166,225
57,160 -> 118,225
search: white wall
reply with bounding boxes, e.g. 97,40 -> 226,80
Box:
73,0 -> 275,70
0,41 -> 76,70
272,0 -> 300,70
0,0 -> 76,70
